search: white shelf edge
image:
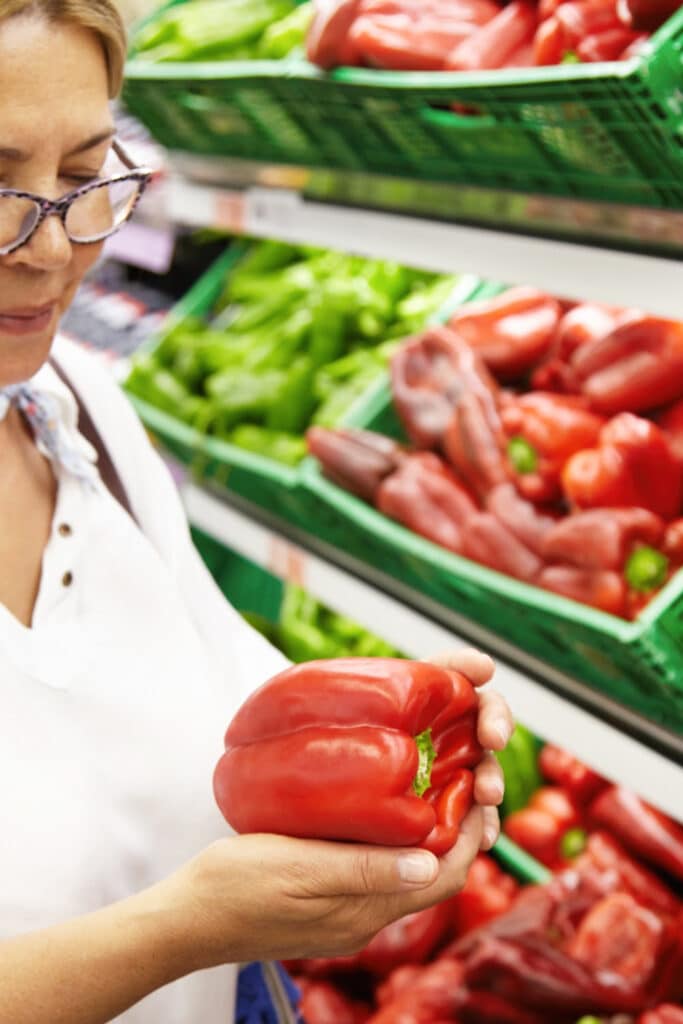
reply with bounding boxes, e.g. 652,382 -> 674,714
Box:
169,177 -> 683,318
182,482 -> 683,823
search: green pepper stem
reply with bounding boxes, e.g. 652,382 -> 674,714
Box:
413,729 -> 436,797
507,436 -> 539,475
624,545 -> 669,593
560,827 -> 587,860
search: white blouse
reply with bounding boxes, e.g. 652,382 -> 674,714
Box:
0,336 -> 288,1023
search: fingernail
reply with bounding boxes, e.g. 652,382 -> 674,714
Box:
483,826 -> 499,850
491,719 -> 511,747
397,853 -> 438,885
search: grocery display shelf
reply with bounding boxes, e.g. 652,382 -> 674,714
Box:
167,155 -> 683,318
180,478 -> 683,822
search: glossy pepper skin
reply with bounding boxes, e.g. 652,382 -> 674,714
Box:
376,452 -> 477,555
639,1006 -> 683,1024
657,396 -> 683,464
567,892 -> 664,989
536,565 -> 627,616
365,958 -> 465,1023
486,483 -> 557,556
538,744 -> 608,806
356,903 -> 453,977
443,391 -> 509,501
307,0 -> 363,67
306,425 -> 405,502
540,506 -> 665,571
562,413 -> 683,521
501,392 -> 605,502
445,854 -> 519,938
575,831 -> 681,920
297,979 -> 371,1024
447,3 -> 538,73
348,11 -> 477,70
391,325 -> 499,449
214,658 -> 481,855
503,787 -> 582,868
447,287 -> 561,380
618,0 -> 683,30
588,786 -> 683,882
572,315 -> 683,415
462,512 -> 544,582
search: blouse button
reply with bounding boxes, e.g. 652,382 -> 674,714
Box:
62,571 -> 74,588
58,523 -> 73,537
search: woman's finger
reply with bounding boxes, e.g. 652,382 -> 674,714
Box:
474,752 -> 505,807
425,648 -> 495,687
477,689 -> 513,750
480,806 -> 501,851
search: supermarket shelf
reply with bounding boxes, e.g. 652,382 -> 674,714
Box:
181,480 -> 683,822
168,156 -> 683,317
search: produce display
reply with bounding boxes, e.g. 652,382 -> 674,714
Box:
132,0 -> 314,61
125,241 -> 463,465
307,0 -> 682,70
213,657 -> 485,853
308,291 -> 683,619
281,740 -> 683,1024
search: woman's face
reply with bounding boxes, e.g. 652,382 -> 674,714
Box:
0,16 -> 113,386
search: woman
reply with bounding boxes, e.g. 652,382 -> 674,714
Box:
0,3 -> 513,1022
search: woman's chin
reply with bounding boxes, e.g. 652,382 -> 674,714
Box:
0,325 -> 57,387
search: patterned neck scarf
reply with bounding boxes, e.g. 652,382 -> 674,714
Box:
0,383 -> 97,486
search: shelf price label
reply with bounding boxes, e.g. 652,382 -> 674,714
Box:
267,536 -> 306,587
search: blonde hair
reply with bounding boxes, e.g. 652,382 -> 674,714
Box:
0,1 -> 127,96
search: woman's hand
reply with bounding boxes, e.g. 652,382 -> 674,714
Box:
157,807 -> 485,971
425,647 -> 513,852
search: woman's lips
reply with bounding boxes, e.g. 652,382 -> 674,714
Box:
0,303 -> 57,336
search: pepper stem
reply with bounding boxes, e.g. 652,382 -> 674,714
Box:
560,827 -> 587,860
413,729 -> 436,797
624,546 -> 669,593
507,436 -> 539,475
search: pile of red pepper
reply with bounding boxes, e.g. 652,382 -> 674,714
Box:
288,742 -> 683,1024
307,291 -> 683,619
307,0 -> 682,72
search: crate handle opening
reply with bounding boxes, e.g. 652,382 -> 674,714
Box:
420,104 -> 497,129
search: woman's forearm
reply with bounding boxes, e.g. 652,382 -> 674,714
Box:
0,884 -> 191,1024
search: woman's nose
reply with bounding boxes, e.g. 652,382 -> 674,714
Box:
3,212 -> 72,271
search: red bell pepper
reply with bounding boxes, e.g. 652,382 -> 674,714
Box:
462,512 -> 544,582
297,979 -> 371,1024
376,452 -> 478,555
459,990 -> 548,1024
348,13 -> 476,70
501,392 -> 605,502
575,831 -> 681,919
307,0 -> 363,67
540,507 -> 665,571
391,326 -> 499,450
366,958 -> 465,1023
533,14 -> 566,64
617,0 -> 683,30
214,658 -> 481,855
571,315 -> 683,414
657,396 -> 683,464
639,1006 -> 683,1024
374,963 -> 422,1006
556,303 -> 628,359
503,787 -> 583,868
447,287 -> 561,380
446,854 -> 520,938
566,892 -> 664,988
663,519 -> 683,563
357,903 -> 453,977
588,786 -> 683,882
486,482 -> 557,556
536,565 -> 627,616
447,1 -> 538,71
443,392 -> 509,501
538,744 -> 608,806
307,426 -> 405,502
576,25 -> 641,59
555,0 -> 623,41
562,413 -> 683,521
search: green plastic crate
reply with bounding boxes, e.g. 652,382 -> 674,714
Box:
124,3 -> 683,209
301,373 -> 683,733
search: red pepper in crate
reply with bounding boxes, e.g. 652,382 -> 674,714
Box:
501,392 -> 605,502
576,24 -> 641,58
365,958 -> 465,1023
536,565 -> 627,616
348,12 -> 476,70
486,481 -> 557,556
571,315 -> 683,414
307,0 -> 363,68
391,326 -> 499,449
562,413 -> 683,521
306,426 -> 404,503
446,854 -> 520,938
447,287 -> 561,380
588,786 -> 683,882
540,507 -> 665,571
538,744 -> 608,805
462,512 -> 544,582
657,396 -> 683,463
298,979 -> 371,1024
459,991 -> 548,1024
356,903 -> 453,977
639,1006 -> 683,1024
447,1 -> 539,72
503,787 -> 583,868
566,892 -> 664,988
376,452 -> 478,555
617,0 -> 683,30
444,392 -> 509,500
575,831 -> 681,919
214,658 -> 482,855
663,519 -> 683,563
556,303 -> 628,359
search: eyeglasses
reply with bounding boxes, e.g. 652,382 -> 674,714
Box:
0,139 -> 154,256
